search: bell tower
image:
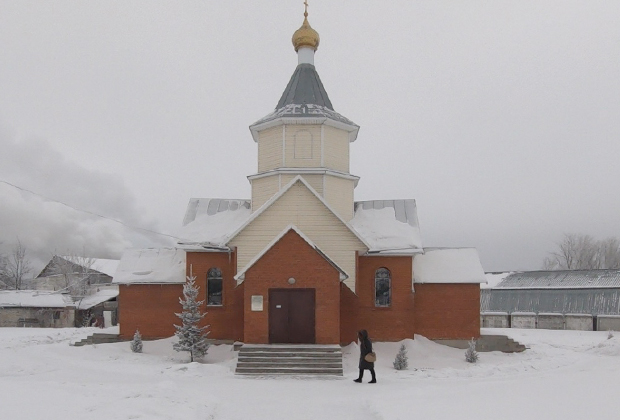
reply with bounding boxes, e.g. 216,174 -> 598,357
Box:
248,4 -> 360,221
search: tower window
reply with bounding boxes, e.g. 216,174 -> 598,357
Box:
207,268 -> 223,306
375,268 -> 391,307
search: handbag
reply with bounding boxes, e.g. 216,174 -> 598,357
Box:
364,352 -> 377,363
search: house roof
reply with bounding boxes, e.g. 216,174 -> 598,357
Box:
177,190 -> 426,256
234,225 -> 348,283
413,248 -> 487,284
0,290 -> 73,308
37,256 -> 119,279
178,198 -> 252,249
350,200 -> 423,255
182,198 -> 251,226
112,248 -> 186,284
495,269 -> 620,289
76,289 -> 119,310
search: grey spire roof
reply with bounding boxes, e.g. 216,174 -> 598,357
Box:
276,63 -> 333,110
251,64 -> 358,130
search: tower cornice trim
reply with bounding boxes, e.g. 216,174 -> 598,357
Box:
249,116 -> 360,143
247,168 -> 360,186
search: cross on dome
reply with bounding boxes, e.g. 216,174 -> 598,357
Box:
292,1 -> 320,53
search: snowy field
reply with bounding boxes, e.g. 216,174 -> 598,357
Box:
0,327 -> 618,420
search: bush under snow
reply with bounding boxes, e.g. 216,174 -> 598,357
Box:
393,343 -> 409,370
465,338 -> 479,363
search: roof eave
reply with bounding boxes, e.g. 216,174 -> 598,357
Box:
249,116 -> 360,143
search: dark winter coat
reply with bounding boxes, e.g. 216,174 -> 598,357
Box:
358,330 -> 374,370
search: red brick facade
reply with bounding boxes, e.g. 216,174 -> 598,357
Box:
340,255 -> 415,344
414,283 -> 481,339
118,284 -> 183,339
186,250 -> 244,342
242,229 -> 341,344
119,242 -> 480,343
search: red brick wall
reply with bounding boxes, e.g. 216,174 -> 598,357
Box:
118,284 -> 183,339
340,255 -> 415,344
243,230 -> 341,344
186,250 -> 244,342
414,283 -> 481,339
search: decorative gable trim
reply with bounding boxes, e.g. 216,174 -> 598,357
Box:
224,175 -> 371,250
234,225 -> 348,284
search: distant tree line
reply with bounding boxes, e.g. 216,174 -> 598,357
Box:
544,233 -> 620,270
0,239 -> 32,290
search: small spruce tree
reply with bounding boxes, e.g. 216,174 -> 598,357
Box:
130,329 -> 143,353
465,338 -> 479,363
173,273 -> 209,362
393,343 -> 409,370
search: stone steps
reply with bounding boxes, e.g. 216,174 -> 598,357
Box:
72,333 -> 124,347
236,344 -> 343,377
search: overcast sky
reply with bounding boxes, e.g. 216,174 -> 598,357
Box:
1,0 -> 619,273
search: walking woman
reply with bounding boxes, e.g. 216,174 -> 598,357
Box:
354,329 -> 377,383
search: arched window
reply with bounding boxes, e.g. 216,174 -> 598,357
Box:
375,268 -> 391,307
207,268 -> 223,306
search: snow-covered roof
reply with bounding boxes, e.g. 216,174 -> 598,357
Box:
496,269 -> 620,289
413,248 -> 487,284
0,290 -> 73,308
351,200 -> 423,255
182,198 -> 251,226
251,103 -> 358,132
76,289 -> 119,310
89,259 -> 120,277
113,248 -> 186,284
234,225 -> 348,284
178,198 -> 252,249
483,272 -> 513,289
177,189 -> 424,256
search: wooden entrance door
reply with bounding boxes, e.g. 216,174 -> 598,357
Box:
269,289 -> 315,344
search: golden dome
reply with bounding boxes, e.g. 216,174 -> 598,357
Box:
292,12 -> 320,52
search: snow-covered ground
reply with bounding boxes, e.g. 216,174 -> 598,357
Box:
1,327 -> 618,419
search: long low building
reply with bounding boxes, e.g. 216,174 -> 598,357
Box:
0,291 -> 75,328
481,269 -> 620,331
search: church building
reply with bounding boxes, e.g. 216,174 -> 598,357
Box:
114,8 -> 487,345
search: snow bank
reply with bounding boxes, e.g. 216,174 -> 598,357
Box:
1,328 -> 620,419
